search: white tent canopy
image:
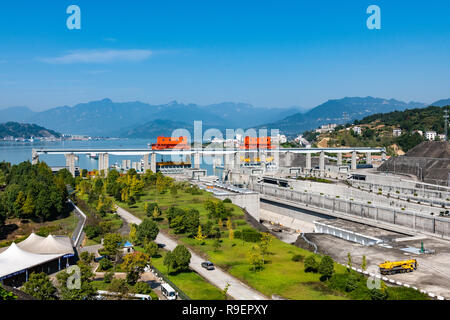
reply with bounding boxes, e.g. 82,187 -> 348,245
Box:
0,243 -> 63,279
17,233 -> 74,255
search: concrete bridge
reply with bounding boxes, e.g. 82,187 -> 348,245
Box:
32,147 -> 386,176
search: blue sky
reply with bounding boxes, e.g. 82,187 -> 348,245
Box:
0,0 -> 449,111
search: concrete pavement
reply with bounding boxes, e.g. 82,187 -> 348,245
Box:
115,206 -> 268,300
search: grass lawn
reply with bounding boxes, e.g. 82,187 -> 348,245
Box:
133,246 -> 225,300
121,187 -> 348,300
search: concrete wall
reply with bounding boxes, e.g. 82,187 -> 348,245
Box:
214,192 -> 260,222
251,183 -> 450,238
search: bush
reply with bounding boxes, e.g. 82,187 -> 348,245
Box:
318,255 -> 334,281
103,270 -> 114,283
291,254 -> 304,262
132,281 -> 152,294
234,228 -> 261,242
85,225 -> 102,239
98,257 -> 113,271
304,255 -> 318,273
223,198 -> 232,203
345,274 -> 359,292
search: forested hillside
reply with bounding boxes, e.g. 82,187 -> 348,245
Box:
308,105 -> 448,155
0,122 -> 61,139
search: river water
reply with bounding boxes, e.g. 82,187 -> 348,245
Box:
0,138 -> 218,175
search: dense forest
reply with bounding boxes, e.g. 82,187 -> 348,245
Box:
0,162 -> 72,225
354,105 -> 448,133
0,122 -> 61,139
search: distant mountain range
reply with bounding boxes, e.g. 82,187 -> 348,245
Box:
0,99 -> 301,137
256,97 -> 439,137
0,122 -> 61,139
0,97 -> 448,138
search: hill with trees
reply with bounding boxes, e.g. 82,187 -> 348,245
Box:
0,122 -> 61,139
307,105 -> 449,155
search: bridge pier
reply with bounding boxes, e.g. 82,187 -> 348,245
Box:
151,153 -> 156,172
382,151 -> 387,161
194,152 -> 201,169
143,154 -> 150,172
234,152 -> 240,170
351,151 -> 357,170
366,152 -> 372,165
306,153 -> 312,170
98,153 -> 109,174
337,152 -> 342,165
65,153 -> 77,177
32,149 -> 39,165
319,151 -> 325,171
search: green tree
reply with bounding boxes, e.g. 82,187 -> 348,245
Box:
121,251 -> 151,285
247,245 -> 264,272
318,255 -> 335,281
222,282 -> 230,300
259,232 -> 273,265
144,240 -> 159,257
304,255 -> 318,273
128,223 -> 138,245
194,225 -> 207,242
102,233 -> 122,267
136,219 -> 159,244
104,270 -> 114,284
107,278 -> 129,300
172,245 -> 191,272
347,252 -> 352,271
22,272 -> 58,300
163,251 -> 175,274
361,255 -> 367,271
21,192 -> 35,217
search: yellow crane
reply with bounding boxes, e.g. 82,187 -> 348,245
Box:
378,259 -> 417,275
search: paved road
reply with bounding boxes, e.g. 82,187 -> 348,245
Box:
116,206 -> 268,300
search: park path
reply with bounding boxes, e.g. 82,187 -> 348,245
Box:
115,206 -> 268,300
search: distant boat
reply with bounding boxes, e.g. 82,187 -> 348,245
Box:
88,153 -> 99,160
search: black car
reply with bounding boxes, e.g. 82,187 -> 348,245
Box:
201,261 -> 215,270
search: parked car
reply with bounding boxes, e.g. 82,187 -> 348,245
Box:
201,261 -> 215,270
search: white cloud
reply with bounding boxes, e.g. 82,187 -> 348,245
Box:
40,49 -> 152,64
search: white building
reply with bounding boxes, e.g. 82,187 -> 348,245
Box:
438,134 -> 446,141
315,123 -> 337,134
392,128 -> 402,137
425,131 -> 437,141
412,130 -> 423,136
352,126 -> 362,135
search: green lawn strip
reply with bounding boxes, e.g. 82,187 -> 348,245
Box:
148,251 -> 224,300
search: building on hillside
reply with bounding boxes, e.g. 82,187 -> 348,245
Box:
315,123 -> 337,134
0,233 -> 75,287
438,134 -> 446,141
412,130 -> 423,136
392,128 -> 402,137
352,126 -> 362,135
425,131 -> 437,141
